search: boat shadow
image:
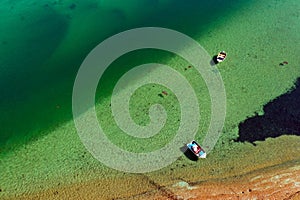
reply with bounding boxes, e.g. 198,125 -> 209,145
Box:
210,55 -> 219,66
180,145 -> 198,161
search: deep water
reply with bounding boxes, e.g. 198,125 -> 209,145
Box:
0,0 -> 246,151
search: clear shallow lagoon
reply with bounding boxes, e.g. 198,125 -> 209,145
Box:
0,0 -> 300,199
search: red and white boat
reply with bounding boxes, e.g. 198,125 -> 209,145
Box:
186,140 -> 206,158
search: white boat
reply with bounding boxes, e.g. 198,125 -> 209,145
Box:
186,140 -> 206,158
216,51 -> 227,63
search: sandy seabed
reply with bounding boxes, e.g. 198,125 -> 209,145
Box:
1,0 -> 300,199
10,159 -> 300,200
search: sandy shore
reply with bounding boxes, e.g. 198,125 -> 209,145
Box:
2,135 -> 300,200
9,159 -> 299,200
157,160 -> 300,200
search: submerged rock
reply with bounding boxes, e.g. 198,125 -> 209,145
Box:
69,3 -> 77,10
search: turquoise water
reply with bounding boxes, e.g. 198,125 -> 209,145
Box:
0,0 -> 244,151
1,0 -> 300,198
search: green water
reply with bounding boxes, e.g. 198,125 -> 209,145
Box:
0,0 -> 240,151
1,0 -> 300,198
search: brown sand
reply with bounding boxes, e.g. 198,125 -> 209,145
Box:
4,135 -> 300,200
4,136 -> 300,200
160,161 -> 300,200
9,159 -> 300,200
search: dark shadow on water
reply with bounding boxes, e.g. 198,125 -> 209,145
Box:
210,55 -> 219,66
236,77 -> 300,145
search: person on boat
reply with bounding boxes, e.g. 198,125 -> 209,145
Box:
192,144 -> 201,154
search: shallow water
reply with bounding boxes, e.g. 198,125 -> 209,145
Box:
0,0 -> 300,198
